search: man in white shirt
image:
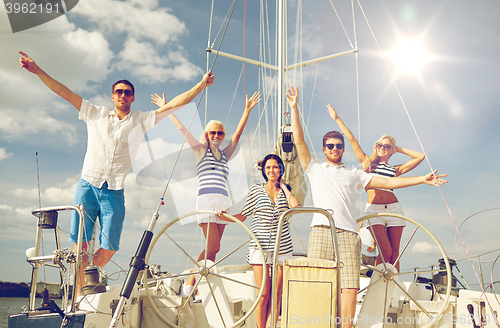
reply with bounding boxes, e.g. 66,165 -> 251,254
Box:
19,51 -> 214,296
286,87 -> 446,328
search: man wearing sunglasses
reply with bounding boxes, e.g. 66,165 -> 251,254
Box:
286,87 -> 446,328
19,50 -> 215,296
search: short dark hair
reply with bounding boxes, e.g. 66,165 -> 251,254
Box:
322,131 -> 344,147
112,80 -> 135,95
260,154 -> 285,182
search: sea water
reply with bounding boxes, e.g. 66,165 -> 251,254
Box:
0,297 -> 31,328
0,297 -> 64,328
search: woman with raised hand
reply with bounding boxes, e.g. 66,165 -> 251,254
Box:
151,91 -> 261,296
233,154 -> 299,328
327,104 -> 425,272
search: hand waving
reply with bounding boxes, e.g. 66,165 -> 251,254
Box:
151,93 -> 167,107
245,92 -> 261,111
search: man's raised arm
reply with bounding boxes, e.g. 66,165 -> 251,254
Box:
287,87 -> 312,170
367,170 -> 448,190
19,51 -> 82,110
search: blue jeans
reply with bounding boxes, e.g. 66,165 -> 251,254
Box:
69,178 -> 125,251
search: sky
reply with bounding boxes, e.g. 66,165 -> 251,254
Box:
0,0 -> 499,296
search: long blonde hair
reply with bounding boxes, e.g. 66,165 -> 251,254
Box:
365,134 -> 397,171
202,120 -> 225,145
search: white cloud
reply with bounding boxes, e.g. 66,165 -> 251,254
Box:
12,178 -> 76,205
0,204 -> 13,211
0,204 -> 39,241
71,0 -> 186,45
116,38 -> 202,83
411,241 -> 439,254
0,147 -> 13,160
70,0 -> 202,84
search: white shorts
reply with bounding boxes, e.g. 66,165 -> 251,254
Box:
364,202 -> 405,227
247,248 -> 293,265
196,193 -> 231,225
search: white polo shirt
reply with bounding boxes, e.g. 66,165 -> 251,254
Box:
79,100 -> 156,190
305,158 -> 372,232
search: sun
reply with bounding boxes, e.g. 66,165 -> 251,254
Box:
390,39 -> 430,75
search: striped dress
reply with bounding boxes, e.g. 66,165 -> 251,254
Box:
242,184 -> 293,262
196,147 -> 229,197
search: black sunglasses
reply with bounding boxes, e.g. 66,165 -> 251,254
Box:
114,89 -> 134,97
209,131 -> 225,137
376,143 -> 393,150
325,143 -> 344,150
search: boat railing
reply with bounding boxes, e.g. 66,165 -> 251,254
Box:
271,207 -> 342,327
29,204 -> 86,314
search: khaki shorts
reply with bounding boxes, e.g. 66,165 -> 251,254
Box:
307,226 -> 361,289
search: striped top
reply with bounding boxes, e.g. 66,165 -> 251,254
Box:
369,162 -> 396,191
196,147 -> 229,196
242,184 -> 293,261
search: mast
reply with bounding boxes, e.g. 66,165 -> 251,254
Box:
277,0 -> 285,131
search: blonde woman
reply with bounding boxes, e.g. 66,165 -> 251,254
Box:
327,105 -> 425,272
152,91 -> 261,295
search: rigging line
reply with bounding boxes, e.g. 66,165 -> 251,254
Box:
305,63 -> 320,129
491,255 -> 500,299
224,64 -> 244,128
454,264 -> 472,290
284,74 -> 318,160
249,74 -> 278,147
328,0 -> 355,49
296,0 -> 304,127
355,0 -> 491,303
352,0 -> 363,217
258,0 -> 266,154
243,0 -> 247,100
291,0 -> 301,93
455,247 -> 500,262
209,0 -> 234,50
205,0 -> 215,126
81,207 -> 117,254
228,66 -> 263,193
243,0 -> 256,182
155,0 -> 238,206
273,0 -> 278,146
288,217 -> 307,255
265,0 -> 274,153
209,0 -> 238,73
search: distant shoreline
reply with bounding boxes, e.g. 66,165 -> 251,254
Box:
0,281 -> 61,298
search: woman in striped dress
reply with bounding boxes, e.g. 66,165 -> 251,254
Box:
234,154 -> 300,328
151,91 -> 261,295
327,105 -> 425,272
